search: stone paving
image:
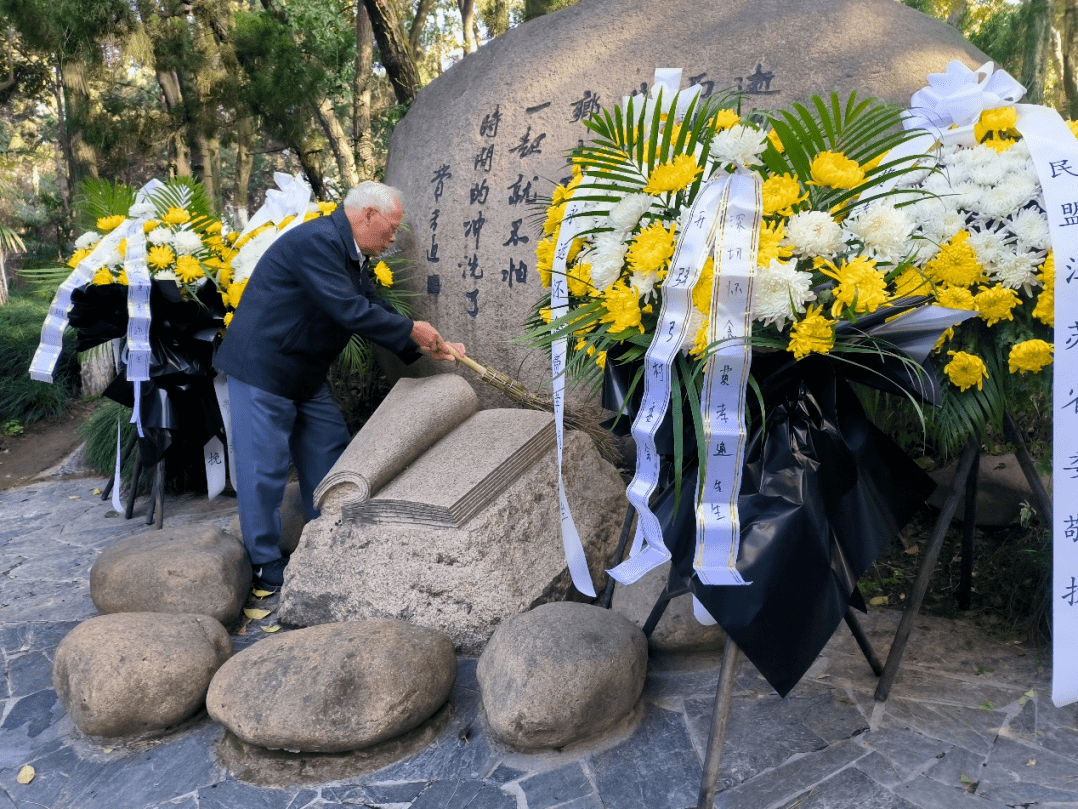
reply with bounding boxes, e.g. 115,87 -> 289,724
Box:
2,474 -> 1077,809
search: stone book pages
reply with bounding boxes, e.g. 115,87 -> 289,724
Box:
313,374 -> 479,512
344,409 -> 556,529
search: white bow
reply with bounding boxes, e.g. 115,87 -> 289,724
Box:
903,60 -> 1025,141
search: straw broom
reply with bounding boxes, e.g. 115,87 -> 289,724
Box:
440,345 -> 622,464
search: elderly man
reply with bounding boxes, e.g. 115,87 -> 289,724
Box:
215,181 -> 463,590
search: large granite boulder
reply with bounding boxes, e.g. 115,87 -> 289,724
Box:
277,430 -> 627,652
52,612 -> 231,738
477,602 -> 647,750
612,561 -> 725,652
90,525 -> 250,625
928,452 -> 1052,527
206,620 -> 455,753
382,0 -> 989,407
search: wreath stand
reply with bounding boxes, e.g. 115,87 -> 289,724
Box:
598,412 -> 1050,809
99,431 -> 167,529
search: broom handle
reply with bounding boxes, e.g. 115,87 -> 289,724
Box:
438,342 -> 488,377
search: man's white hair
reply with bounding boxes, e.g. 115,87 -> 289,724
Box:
344,181 -> 403,214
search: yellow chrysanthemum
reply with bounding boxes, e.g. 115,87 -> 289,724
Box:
539,307 -> 551,324
945,351 -> 988,392
766,128 -> 784,153
933,327 -> 954,352
1033,251 -> 1054,326
1068,120 -> 1078,140
600,282 -> 643,334
228,281 -> 248,309
974,285 -> 1021,326
935,285 -> 976,311
892,269 -> 931,299
147,245 -> 175,271
1008,339 -> 1053,375
816,255 -> 888,317
757,220 -> 794,267
595,350 -> 607,370
373,261 -> 393,286
318,201 -> 337,215
626,221 -> 677,276
787,305 -> 835,360
568,262 -> 592,297
543,202 -> 565,237
97,214 -> 126,232
278,215 -> 296,230
924,231 -> 983,287
117,239 -> 126,258
116,269 -> 129,286
644,154 -> 703,195
303,211 -> 320,222
91,266 -> 114,286
567,237 -> 587,265
861,152 -> 885,173
206,221 -> 223,234
712,109 -> 740,132
536,237 -> 556,288
761,173 -> 806,217
175,255 -> 204,283
809,150 -> 865,190
981,137 -> 1016,153
142,219 -> 159,234
223,312 -> 233,328
692,256 -> 715,315
68,248 -> 90,269
161,207 -> 191,226
974,107 -> 1018,142
690,320 -> 711,358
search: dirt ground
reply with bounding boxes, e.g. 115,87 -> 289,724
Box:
0,400 -> 98,492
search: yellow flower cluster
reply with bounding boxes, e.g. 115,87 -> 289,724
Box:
944,351 -> 988,392
787,305 -> 835,360
644,155 -> 702,195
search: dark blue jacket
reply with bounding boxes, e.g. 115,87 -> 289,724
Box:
214,207 -> 420,400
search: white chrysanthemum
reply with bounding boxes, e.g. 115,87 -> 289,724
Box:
154,270 -> 178,282
909,236 -> 942,263
972,183 -> 1027,220
587,232 -> 628,292
147,227 -> 174,246
752,259 -> 816,329
989,251 -> 1041,294
232,228 -> 279,283
75,231 -> 102,251
845,202 -> 913,263
966,223 -> 1013,269
680,308 -> 706,354
97,247 -> 122,269
127,201 -> 156,219
630,268 -> 660,300
1007,206 -> 1051,251
920,206 -> 969,246
971,156 -> 1010,187
783,210 -> 844,258
709,125 -> 768,167
172,230 -> 203,256
609,193 -> 654,232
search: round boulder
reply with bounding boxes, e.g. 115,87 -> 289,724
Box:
206,620 -> 456,753
477,602 -> 647,750
90,525 -> 251,625
53,612 -> 231,738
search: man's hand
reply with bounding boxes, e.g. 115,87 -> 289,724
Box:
410,320 -> 442,350
427,342 -> 466,362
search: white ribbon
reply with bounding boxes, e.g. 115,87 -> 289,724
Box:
551,196 -> 598,597
903,60 -> 1025,147
694,173 -> 760,586
1009,104 -> 1078,708
122,220 -> 153,438
608,175 -> 733,586
111,420 -> 124,514
213,373 -> 238,493
237,172 -> 312,240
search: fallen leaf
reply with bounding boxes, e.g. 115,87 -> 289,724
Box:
68,496 -> 80,500
979,701 -> 994,711
1025,689 -> 1035,698
16,765 -> 34,784
243,608 -> 271,620
960,774 -> 971,784
251,589 -> 274,598
92,488 -> 101,495
869,596 -> 889,606
905,544 -> 920,555
1026,759 -> 1037,767
260,625 -> 281,633
103,748 -> 112,754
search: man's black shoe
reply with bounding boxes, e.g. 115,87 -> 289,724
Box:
252,557 -> 287,591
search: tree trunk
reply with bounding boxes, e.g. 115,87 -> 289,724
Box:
946,0 -> 968,28
1062,0 -> 1078,118
290,137 -> 327,199
1021,0 -> 1052,105
482,0 -> 510,37
354,0 -> 376,181
459,0 -> 477,53
154,67 -> 192,177
410,0 -> 436,58
234,115 -> 254,227
362,0 -> 420,104
59,58 -> 99,185
316,97 -> 360,187
51,67 -> 72,220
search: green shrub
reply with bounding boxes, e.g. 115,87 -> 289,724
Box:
0,291 -> 80,423
79,399 -> 137,478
